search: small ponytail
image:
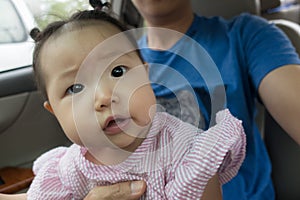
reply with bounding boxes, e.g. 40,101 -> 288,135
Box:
89,0 -> 111,13
30,27 -> 41,42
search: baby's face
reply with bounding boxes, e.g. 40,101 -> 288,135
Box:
40,23 -> 156,154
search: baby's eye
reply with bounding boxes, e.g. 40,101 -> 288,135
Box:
66,84 -> 85,95
111,65 -> 128,77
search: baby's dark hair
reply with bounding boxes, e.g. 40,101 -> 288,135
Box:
30,8 -> 140,100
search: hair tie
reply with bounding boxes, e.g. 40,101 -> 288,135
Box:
30,27 -> 41,42
89,0 -> 111,13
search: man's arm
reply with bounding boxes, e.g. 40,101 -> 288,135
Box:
259,64 -> 300,144
201,174 -> 222,200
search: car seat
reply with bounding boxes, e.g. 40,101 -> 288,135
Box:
191,0 -> 300,199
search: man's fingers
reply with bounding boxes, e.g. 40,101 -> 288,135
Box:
84,181 -> 146,200
130,181 -> 146,197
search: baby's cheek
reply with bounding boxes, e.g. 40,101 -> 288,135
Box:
61,120 -> 79,142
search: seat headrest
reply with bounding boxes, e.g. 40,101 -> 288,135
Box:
260,0 -> 281,11
191,0 -> 260,18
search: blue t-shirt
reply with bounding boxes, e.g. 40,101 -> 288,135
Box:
139,13 -> 300,200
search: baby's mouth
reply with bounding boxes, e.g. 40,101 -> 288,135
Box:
106,118 -> 125,127
103,116 -> 130,135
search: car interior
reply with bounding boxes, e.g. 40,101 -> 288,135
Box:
0,0 -> 299,199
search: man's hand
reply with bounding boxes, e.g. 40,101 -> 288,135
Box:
84,181 -> 146,200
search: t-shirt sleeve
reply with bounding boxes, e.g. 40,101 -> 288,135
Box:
238,14 -> 300,91
27,147 -> 73,200
165,109 -> 246,199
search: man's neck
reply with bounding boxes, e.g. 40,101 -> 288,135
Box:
145,11 -> 194,50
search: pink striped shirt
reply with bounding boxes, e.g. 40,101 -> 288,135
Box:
27,109 -> 246,200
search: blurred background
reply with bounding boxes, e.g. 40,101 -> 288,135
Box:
25,0 -> 91,28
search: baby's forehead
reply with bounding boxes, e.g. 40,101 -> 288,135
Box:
42,21 -> 142,69
43,22 -> 130,58
51,20 -> 122,41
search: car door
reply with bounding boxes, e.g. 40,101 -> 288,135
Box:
0,66 -> 70,169
0,0 -> 70,193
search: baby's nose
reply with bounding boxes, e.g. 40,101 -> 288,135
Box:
94,89 -> 119,111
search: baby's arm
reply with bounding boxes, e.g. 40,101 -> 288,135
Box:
0,193 -> 27,200
27,146 -> 73,199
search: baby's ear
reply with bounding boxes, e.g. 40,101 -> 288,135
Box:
43,101 -> 54,114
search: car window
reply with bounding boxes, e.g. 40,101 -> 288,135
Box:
0,0 -> 27,43
0,0 -> 91,72
0,0 -> 35,72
